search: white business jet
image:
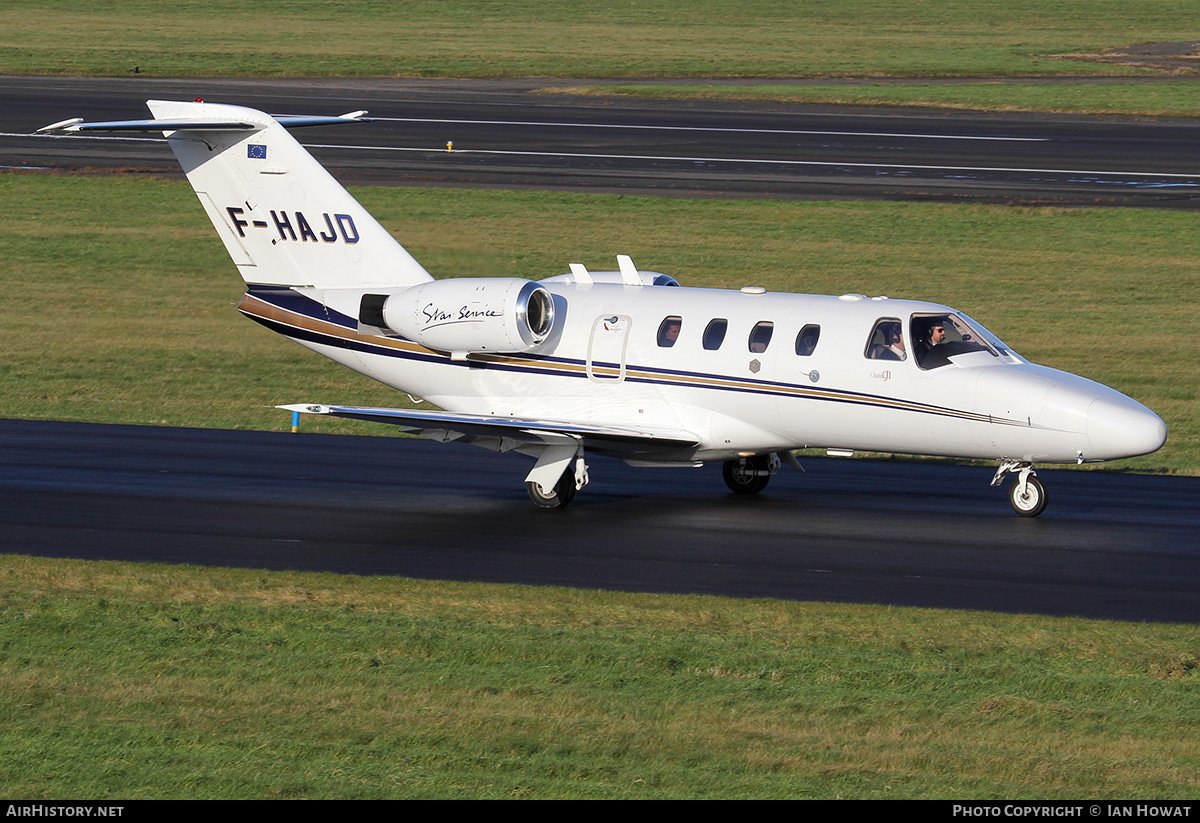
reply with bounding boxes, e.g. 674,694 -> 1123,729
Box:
40,100 -> 1166,516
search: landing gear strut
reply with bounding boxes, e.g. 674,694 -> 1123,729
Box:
722,453 -> 780,495
991,460 -> 1048,517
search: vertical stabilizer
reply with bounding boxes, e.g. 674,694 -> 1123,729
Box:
145,100 -> 433,289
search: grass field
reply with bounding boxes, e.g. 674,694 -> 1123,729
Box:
2,172 -> 1194,473
2,554 -> 1198,799
0,0 -> 1194,80
2,2 -> 1199,113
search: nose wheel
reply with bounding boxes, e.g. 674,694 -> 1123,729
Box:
1008,473 -> 1048,517
992,460 -> 1048,517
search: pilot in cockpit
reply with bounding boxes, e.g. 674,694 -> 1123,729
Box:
914,317 -> 946,365
870,321 -> 906,361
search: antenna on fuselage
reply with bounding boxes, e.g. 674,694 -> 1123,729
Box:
617,255 -> 642,287
568,262 -> 594,285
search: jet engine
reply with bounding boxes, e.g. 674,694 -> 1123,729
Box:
360,278 -> 556,355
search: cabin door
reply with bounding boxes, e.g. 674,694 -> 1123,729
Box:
586,314 -> 631,383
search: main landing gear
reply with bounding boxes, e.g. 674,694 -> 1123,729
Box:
991,460 -> 1048,517
525,469 -> 578,508
722,453 -> 782,495
525,443 -> 588,509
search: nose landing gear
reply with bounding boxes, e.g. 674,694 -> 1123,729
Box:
991,460 -> 1048,517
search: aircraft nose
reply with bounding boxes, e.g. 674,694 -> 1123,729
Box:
1086,394 -> 1167,460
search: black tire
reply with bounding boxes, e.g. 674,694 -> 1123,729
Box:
722,456 -> 771,495
1009,474 -> 1048,517
526,469 -> 577,508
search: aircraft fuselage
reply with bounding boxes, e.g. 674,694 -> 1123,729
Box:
240,280 -> 1165,468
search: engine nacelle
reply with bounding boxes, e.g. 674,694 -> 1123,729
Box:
361,278 -> 556,355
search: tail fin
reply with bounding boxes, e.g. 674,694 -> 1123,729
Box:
47,100 -> 433,289
145,100 -> 433,289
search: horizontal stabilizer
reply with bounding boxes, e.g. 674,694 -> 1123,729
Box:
37,111 -> 371,134
38,118 -> 259,133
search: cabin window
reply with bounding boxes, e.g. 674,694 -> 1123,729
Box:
657,316 -> 682,347
865,318 -> 906,361
910,313 -> 1004,370
795,324 -> 821,356
703,318 -> 728,350
748,321 -> 774,353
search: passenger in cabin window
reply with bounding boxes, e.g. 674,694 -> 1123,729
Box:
657,316 -> 682,347
796,325 -> 820,356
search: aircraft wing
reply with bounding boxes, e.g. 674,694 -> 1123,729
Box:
278,404 -> 700,457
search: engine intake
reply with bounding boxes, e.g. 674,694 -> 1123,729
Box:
361,278 -> 555,355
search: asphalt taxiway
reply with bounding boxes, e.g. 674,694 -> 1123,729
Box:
4,419 -> 1198,622
4,75 -> 1200,207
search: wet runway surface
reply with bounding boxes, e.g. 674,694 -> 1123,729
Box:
5,419 -> 1198,623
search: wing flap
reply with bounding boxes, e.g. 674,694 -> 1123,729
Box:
279,404 -> 699,456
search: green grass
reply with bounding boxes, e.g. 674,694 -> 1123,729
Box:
0,0 -> 1193,80
4,1 -> 1200,113
552,80 -> 1200,118
2,554 -> 1198,799
2,172 -> 1194,473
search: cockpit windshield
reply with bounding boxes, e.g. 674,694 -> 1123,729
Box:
910,312 -> 1011,370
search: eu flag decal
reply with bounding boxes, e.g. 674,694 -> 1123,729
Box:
247,144 -> 267,159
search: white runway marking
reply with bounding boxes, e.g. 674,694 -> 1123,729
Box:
369,116 -> 1049,142
13,131 -> 1196,182
302,140 -> 1200,182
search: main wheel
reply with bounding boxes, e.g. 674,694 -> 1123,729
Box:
1009,474 -> 1048,517
722,456 -> 771,495
526,469 -> 577,509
